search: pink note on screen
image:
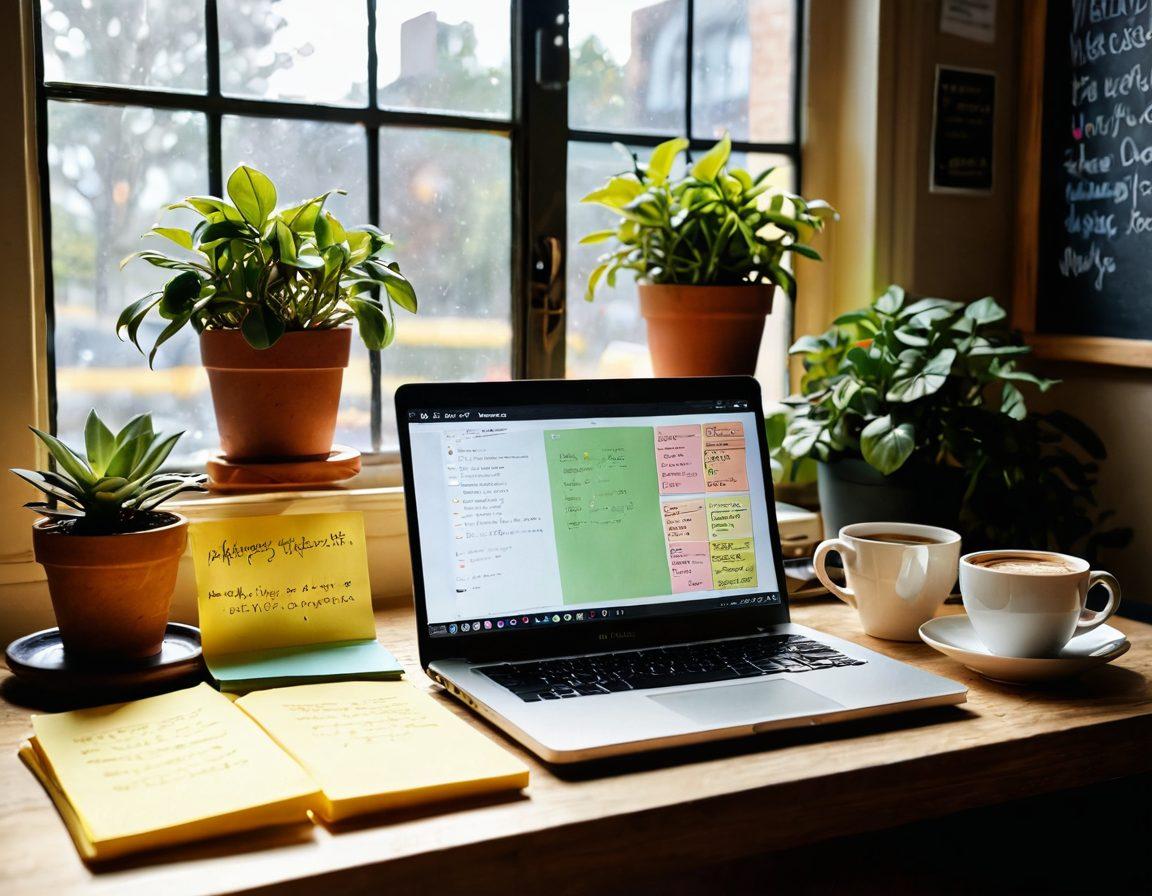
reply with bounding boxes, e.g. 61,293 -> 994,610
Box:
655,425 -> 704,494
668,543 -> 712,592
703,422 -> 749,492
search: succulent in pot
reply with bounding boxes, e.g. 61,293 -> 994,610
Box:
580,134 -> 836,376
11,411 -> 206,659
117,165 -> 419,461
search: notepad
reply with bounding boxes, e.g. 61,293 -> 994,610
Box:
237,681 -> 531,822
189,512 -> 403,691
21,682 -> 531,861
19,683 -> 319,862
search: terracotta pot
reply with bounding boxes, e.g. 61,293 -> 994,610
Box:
32,514 -> 188,660
638,283 -> 775,376
200,327 -> 351,461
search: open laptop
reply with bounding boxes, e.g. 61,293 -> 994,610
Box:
396,377 -> 966,763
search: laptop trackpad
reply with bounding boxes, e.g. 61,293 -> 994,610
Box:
648,679 -> 844,726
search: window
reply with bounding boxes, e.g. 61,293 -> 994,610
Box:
35,1 -> 802,466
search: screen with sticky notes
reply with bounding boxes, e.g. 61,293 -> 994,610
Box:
405,398 -> 781,638
190,512 -> 403,691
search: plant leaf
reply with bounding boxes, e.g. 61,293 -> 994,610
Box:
240,304 -> 286,349
83,411 -> 116,476
647,137 -> 689,185
691,133 -> 732,181
964,295 -> 1007,324
886,348 -> 957,402
28,428 -> 95,485
226,165 -> 277,228
860,415 -> 915,475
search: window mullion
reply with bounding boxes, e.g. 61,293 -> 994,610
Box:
515,0 -> 569,380
205,0 -> 222,196
366,0 -> 382,452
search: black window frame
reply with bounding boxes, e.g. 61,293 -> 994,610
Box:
32,0 -> 804,455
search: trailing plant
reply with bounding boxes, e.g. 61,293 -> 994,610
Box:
10,410 -> 206,535
579,134 -> 836,300
783,285 -> 1130,557
117,165 -> 417,364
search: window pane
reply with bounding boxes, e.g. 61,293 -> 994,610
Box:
46,102 -> 212,464
219,0 -> 368,106
377,128 -> 511,445
222,116 -> 373,451
566,142 -> 796,400
692,0 -> 796,143
569,0 -> 687,134
566,142 -> 651,380
40,0 -> 206,91
376,2 -> 511,119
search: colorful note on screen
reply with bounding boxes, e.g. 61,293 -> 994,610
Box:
703,422 -> 749,492
655,424 -> 704,493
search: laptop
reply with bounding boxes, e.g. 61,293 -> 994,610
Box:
396,377 -> 966,763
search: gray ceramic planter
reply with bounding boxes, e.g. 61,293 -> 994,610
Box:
816,458 -> 965,540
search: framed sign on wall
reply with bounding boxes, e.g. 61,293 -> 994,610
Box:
1013,0 -> 1152,367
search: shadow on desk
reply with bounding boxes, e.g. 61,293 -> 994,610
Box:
629,773 -> 1152,896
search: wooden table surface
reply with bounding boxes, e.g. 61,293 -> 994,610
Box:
1,600 -> 1150,896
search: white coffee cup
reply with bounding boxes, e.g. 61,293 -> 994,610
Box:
959,550 -> 1121,658
813,522 -> 961,641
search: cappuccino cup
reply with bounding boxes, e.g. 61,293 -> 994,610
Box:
813,522 -> 961,641
959,550 -> 1121,658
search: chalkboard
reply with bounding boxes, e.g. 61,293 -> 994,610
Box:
931,66 -> 996,192
1031,0 -> 1152,350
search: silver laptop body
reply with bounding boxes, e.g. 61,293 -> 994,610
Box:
396,378 -> 966,763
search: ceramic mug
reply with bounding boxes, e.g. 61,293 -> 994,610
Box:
959,550 -> 1121,658
812,522 -> 961,641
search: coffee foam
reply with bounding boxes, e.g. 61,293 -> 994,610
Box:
974,556 -> 1077,575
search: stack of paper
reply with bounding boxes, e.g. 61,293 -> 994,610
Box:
238,681 -> 531,822
19,683 -> 319,861
21,680 -> 531,861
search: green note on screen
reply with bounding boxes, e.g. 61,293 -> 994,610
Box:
544,427 -> 672,604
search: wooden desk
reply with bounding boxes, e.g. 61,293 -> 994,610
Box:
1,601 -> 1149,896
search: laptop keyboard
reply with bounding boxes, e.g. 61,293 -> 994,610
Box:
476,634 -> 865,702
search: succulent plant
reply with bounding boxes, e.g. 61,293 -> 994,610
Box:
10,410 -> 206,534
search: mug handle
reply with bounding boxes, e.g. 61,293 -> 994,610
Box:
813,538 -> 857,609
1077,571 -> 1121,633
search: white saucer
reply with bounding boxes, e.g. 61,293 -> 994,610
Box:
918,615 -> 1130,684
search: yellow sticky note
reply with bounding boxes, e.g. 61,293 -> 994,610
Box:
190,512 -> 376,656
237,681 -> 530,822
22,683 -> 319,861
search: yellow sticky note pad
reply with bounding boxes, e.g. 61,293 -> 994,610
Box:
21,683 -> 318,861
191,512 -> 376,654
190,513 -> 403,691
237,681 -> 530,822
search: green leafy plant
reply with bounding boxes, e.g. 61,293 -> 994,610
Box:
765,406 -> 816,485
579,134 -> 836,300
783,285 -> 1130,556
10,411 -> 206,534
117,165 -> 418,365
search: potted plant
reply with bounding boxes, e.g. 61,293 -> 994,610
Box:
579,134 -> 835,376
117,165 -> 418,461
11,411 -> 206,659
783,285 -> 1130,558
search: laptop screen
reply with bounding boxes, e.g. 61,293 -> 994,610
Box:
405,397 -> 783,640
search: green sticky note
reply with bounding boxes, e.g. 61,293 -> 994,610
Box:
208,639 -> 404,694
544,426 -> 671,604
